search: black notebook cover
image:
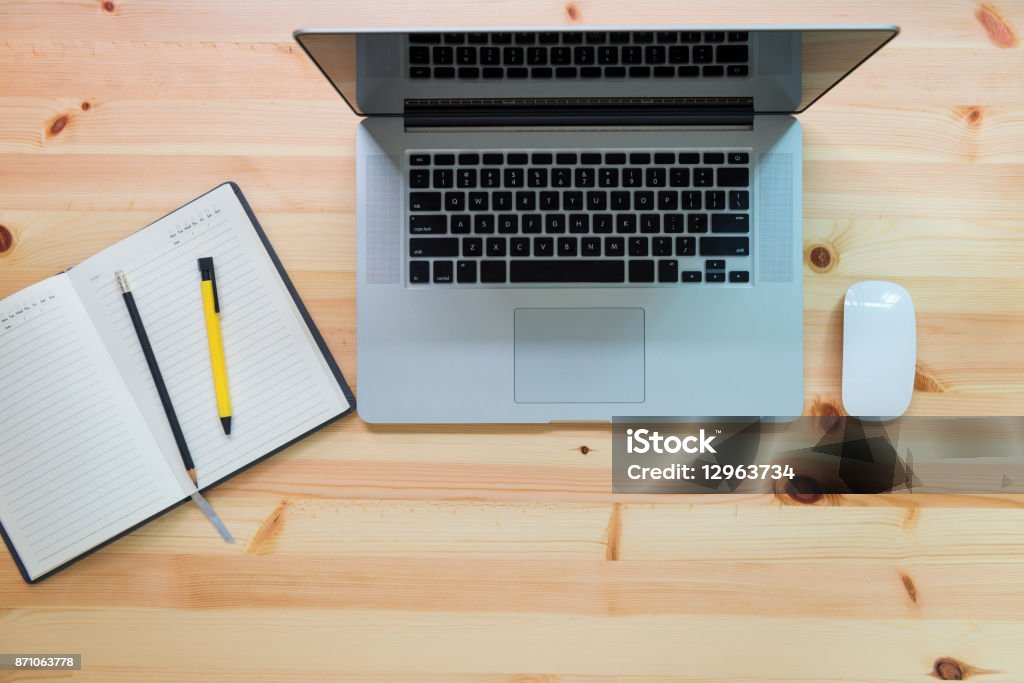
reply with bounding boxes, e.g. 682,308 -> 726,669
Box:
0,182 -> 356,584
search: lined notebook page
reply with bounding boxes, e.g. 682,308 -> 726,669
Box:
69,184 -> 350,488
0,275 -> 187,580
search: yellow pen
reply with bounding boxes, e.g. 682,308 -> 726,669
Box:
198,257 -> 232,435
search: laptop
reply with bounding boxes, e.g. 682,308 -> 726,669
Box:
294,26 -> 899,423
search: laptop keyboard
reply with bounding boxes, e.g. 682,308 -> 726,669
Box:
406,149 -> 752,286
408,31 -> 750,80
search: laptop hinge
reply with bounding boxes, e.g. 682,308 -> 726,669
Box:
402,99 -> 754,128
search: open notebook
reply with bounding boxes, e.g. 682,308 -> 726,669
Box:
0,183 -> 354,582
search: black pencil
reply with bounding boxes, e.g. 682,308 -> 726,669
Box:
116,271 -> 198,487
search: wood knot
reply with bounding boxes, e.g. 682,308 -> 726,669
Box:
80,101 -> 91,111
48,114 -> 69,137
810,398 -> 844,420
101,0 -> 115,12
900,572 -> 918,603
955,105 -> 985,129
933,657 -> 964,680
579,445 -> 590,455
784,475 -> 823,504
914,365 -> 947,393
806,244 -> 835,273
975,3 -> 1017,48
0,225 -> 13,253
565,2 -> 580,22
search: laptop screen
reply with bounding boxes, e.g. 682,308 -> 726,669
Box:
295,28 -> 898,116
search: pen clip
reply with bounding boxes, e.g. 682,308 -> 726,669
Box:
197,257 -> 220,313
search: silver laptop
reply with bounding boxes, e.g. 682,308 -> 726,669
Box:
294,26 -> 898,423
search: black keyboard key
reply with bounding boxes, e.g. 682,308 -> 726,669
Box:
444,191 -> 465,212
457,153 -> 479,165
410,238 -> 458,257
669,45 -> 689,64
510,237 -> 530,256
704,31 -> 725,43
678,152 -> 700,164
574,168 -> 595,187
705,259 -> 726,270
492,32 -> 513,44
498,214 -> 519,234
645,45 -> 666,63
468,33 -> 488,44
538,32 -> 560,44
633,31 -> 654,43
487,237 -> 507,256
711,213 -> 750,233
411,33 -> 442,44
508,153 -> 528,164
468,192 -> 489,211
562,32 -> 584,44
443,33 -> 465,44
451,215 -> 471,234
532,153 -> 553,164
616,214 -> 637,233
481,260 -> 507,283
678,65 -> 699,77
515,32 -> 536,44
682,191 -> 702,211
605,66 -> 626,77
550,168 -> 570,188
457,260 -> 477,284
410,169 -> 430,188
593,214 -> 613,233
629,66 -> 651,77
621,46 -> 642,64
727,65 -> 749,77
508,67 -> 528,79
664,214 -> 685,233
581,237 -> 601,256
599,168 -> 620,187
522,214 -> 542,234
654,153 -> 675,165
552,47 -> 571,64
410,154 -> 430,166
558,237 -> 578,256
693,45 -> 712,63
718,167 -> 749,187
610,191 -> 631,211
646,167 -> 666,187
482,153 -> 504,165
409,192 -> 441,211
409,46 -> 430,64
680,32 -> 701,43
694,168 -> 713,187
716,45 -> 749,63
676,236 -> 696,256
581,152 -> 602,164
656,31 -> 677,43
652,236 -> 673,256
584,191 -> 605,211
531,67 -> 552,79
456,47 -> 477,65
474,215 -> 495,234
555,152 -> 578,164
669,167 -> 690,187
516,191 -> 536,211
701,237 -> 749,256
569,214 -> 589,233
481,168 -> 500,188
604,236 -> 624,256
555,65 -> 578,78
628,237 -> 648,256
504,168 -> 524,187
540,191 -> 560,211
433,169 -> 454,188
534,237 -> 554,256
434,154 -> 456,165
575,46 -> 595,65
433,46 -> 454,64
703,152 -> 725,164
457,168 -> 477,188
605,152 -> 626,164
729,190 -> 750,210
410,214 -> 447,234
658,190 -> 678,211
433,260 -> 453,284
609,31 -> 630,44
629,260 -> 655,283
463,238 -> 482,257
706,190 -> 725,211
480,47 -> 500,65
688,214 -> 708,233
653,66 -> 675,77
527,47 -> 547,65
728,152 -> 749,164
528,168 -> 549,187
658,259 -> 679,283
492,192 -> 512,211
682,270 -> 702,283
706,271 -> 726,283
483,67 -> 503,79
598,46 -> 618,64
563,191 -> 583,211
511,260 -> 625,283
640,213 -> 660,233
729,271 -> 750,283
586,32 -> 608,44
545,214 -> 566,233
728,31 -> 749,42
409,261 -> 429,283
703,65 -> 724,77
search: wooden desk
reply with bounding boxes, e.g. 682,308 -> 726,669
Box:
1,1 -> 1023,680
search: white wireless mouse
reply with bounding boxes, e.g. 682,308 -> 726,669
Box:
842,281 -> 916,418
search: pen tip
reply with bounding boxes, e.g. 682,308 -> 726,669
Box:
221,417 -> 232,435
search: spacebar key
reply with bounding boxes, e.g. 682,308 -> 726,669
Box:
510,260 -> 625,283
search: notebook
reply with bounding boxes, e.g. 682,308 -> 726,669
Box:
0,182 -> 355,583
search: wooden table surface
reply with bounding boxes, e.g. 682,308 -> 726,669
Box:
1,1 -> 1023,681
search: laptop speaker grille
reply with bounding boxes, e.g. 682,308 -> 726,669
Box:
365,154 -> 401,285
757,152 -> 794,283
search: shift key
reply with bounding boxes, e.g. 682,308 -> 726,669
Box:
409,192 -> 442,211
410,237 -> 459,257
700,237 -> 749,256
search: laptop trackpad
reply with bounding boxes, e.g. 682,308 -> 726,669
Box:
514,308 -> 645,404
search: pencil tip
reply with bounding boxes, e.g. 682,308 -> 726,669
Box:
187,468 -> 198,487
221,417 -> 232,435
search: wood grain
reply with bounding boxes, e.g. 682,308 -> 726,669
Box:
1,1 -> 1023,681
